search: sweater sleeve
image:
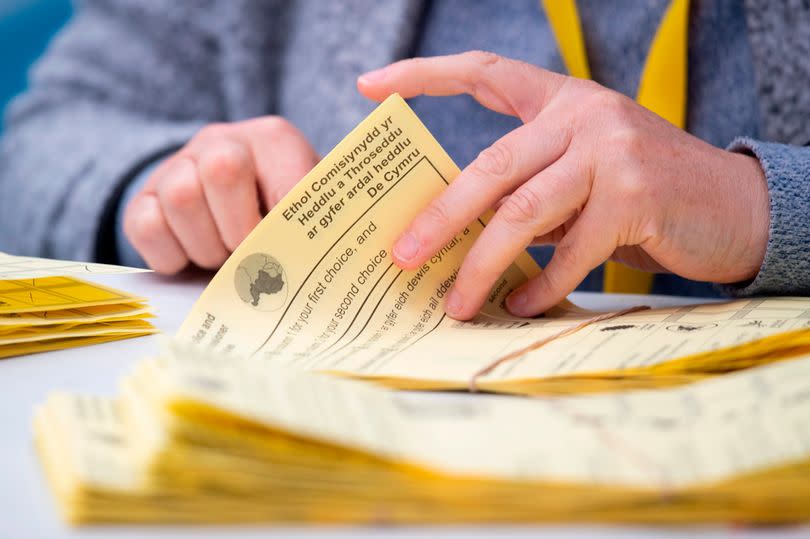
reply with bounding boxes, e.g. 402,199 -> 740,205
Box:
0,0 -> 225,262
719,137 -> 810,296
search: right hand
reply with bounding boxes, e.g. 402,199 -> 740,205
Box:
124,117 -> 319,274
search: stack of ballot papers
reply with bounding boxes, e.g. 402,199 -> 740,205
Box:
34,94 -> 810,525
34,344 -> 810,524
0,252 -> 156,359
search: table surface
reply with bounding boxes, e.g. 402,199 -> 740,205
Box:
1,272 -> 807,539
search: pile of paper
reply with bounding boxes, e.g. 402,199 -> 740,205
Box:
34,343 -> 810,524
33,95 -> 810,525
0,253 -> 156,359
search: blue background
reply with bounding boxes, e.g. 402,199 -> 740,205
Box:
0,0 -> 71,133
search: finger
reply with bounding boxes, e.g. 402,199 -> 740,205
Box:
156,156 -> 230,269
358,51 -> 567,122
491,194 -> 510,212
530,232 -> 669,273
611,246 -> 668,274
243,118 -> 319,209
193,138 -> 262,251
123,193 -> 188,274
443,155 -> 588,320
506,204 -> 618,316
530,215 -> 578,246
392,117 -> 572,270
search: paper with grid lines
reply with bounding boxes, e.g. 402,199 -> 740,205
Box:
0,276 -> 146,314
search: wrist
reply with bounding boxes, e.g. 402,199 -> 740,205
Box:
725,151 -> 769,283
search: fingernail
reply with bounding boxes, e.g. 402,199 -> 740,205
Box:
393,232 -> 419,263
445,289 -> 463,316
506,291 -> 529,316
358,68 -> 386,85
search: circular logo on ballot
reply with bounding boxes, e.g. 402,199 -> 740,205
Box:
234,253 -> 288,311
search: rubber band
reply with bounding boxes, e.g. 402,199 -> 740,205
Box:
468,305 -> 651,392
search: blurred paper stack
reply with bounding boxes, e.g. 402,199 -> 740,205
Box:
0,252 -> 156,359
34,342 -> 810,525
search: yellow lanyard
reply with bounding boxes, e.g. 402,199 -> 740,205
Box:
540,0 -> 690,294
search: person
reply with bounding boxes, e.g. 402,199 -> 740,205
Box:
1,1 -> 809,320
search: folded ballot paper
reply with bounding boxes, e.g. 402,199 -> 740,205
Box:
0,252 -> 156,358
34,94 -> 810,525
34,343 -> 810,524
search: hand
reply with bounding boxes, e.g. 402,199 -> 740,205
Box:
357,51 -> 770,319
124,117 -> 318,274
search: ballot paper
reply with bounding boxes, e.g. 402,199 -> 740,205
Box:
0,302 -> 151,327
33,95 -> 810,526
0,251 -> 150,280
0,319 -> 155,346
33,344 -> 810,524
0,276 -> 146,314
0,256 -> 156,359
176,94 -> 810,395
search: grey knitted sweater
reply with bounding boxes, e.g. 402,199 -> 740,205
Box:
1,0 -> 810,297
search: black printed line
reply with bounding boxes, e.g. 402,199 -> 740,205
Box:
305,262 -> 396,366
369,312 -> 448,374
324,269 -> 406,368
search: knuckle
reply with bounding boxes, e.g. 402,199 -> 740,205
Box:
610,127 -> 647,159
585,90 -> 639,131
197,123 -> 230,141
500,188 -> 543,227
125,200 -> 162,245
615,168 -> 649,204
586,89 -> 628,114
473,142 -> 514,181
202,143 -> 250,187
162,170 -> 200,211
467,50 -> 502,67
422,198 -> 452,229
553,241 -> 581,270
606,130 -> 650,199
458,253 -> 490,285
576,78 -> 604,94
256,116 -> 293,138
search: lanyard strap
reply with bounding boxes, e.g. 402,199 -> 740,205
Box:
540,0 -> 690,294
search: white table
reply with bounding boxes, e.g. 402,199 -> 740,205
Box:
1,272 -> 807,539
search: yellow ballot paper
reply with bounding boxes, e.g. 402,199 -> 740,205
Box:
32,94 -> 810,528
0,302 -> 151,327
33,345 -> 810,524
0,277 -> 147,314
0,256 -> 157,359
177,94 -> 810,395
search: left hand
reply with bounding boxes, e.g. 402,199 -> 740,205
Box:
357,51 -> 770,319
